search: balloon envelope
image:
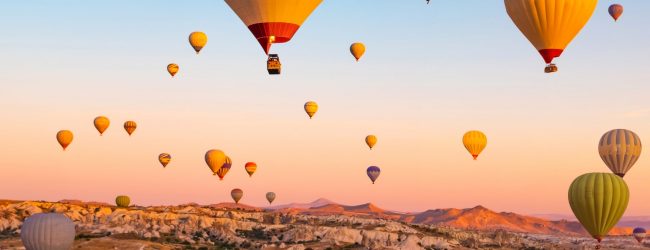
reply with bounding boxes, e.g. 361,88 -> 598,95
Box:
225,0 -> 323,54
94,116 -> 110,135
123,121 -> 137,136
505,0 -> 597,65
568,173 -> 629,242
365,135 -> 377,150
598,129 -> 642,177
189,32 -> 207,54
633,227 -> 646,243
350,42 -> 366,61
245,162 -> 257,177
205,150 -> 227,175
231,188 -> 243,204
216,156 -> 232,180
266,192 -> 276,204
21,213 -> 75,250
463,130 -> 487,160
159,153 -> 171,167
167,63 -> 179,77
56,130 -> 73,151
609,4 -> 623,21
115,195 -> 131,208
367,166 -> 381,184
304,101 -> 318,119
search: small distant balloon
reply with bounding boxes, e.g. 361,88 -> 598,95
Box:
367,166 -> 381,184
124,121 -> 137,136
609,4 -> 623,21
189,31 -> 208,54
21,213 -> 75,250
266,192 -> 276,204
159,153 -> 171,168
633,227 -> 646,243
350,42 -> 366,61
115,195 -> 131,208
167,63 -> 179,77
365,135 -> 377,150
245,162 -> 257,177
231,188 -> 243,204
205,149 -> 227,175
94,116 -> 110,135
463,130 -> 487,160
304,101 -> 318,119
56,130 -> 73,151
216,156 -> 232,180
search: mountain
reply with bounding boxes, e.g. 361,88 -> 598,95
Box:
266,198 -> 336,210
400,205 -> 600,236
288,204 -> 631,237
534,214 -> 650,229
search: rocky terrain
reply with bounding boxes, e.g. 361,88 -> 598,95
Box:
0,199 -> 647,249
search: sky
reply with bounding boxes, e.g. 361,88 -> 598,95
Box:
0,1 -> 649,216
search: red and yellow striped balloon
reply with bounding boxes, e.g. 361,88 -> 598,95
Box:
244,162 -> 257,177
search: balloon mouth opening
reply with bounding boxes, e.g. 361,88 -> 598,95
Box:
538,49 -> 563,64
595,236 -> 603,243
615,173 -> 625,178
472,155 -> 478,160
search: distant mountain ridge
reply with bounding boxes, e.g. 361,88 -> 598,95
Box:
268,199 -> 631,236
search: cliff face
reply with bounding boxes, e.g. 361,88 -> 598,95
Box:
0,200 -> 643,249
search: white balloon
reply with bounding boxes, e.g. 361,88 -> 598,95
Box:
21,213 -> 76,250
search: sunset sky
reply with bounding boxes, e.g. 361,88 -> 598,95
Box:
1,1 -> 649,216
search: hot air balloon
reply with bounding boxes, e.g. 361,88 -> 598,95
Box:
367,166 -> 381,184
56,130 -> 73,151
205,149 -> 227,175
463,130 -> 487,160
159,153 -> 171,168
225,0 -> 323,55
124,121 -> 137,136
167,63 -> 179,77
216,156 -> 232,180
231,188 -> 243,204
304,101 -> 318,119
633,227 -> 646,243
245,162 -> 257,177
94,116 -> 110,135
115,195 -> 131,208
365,135 -> 377,150
350,42 -> 366,62
609,4 -> 623,22
598,129 -> 642,177
568,173 -> 629,243
189,31 -> 207,54
21,213 -> 75,250
266,192 -> 276,204
505,0 -> 597,73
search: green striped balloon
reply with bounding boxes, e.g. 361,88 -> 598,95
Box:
568,173 -> 629,242
115,195 -> 131,208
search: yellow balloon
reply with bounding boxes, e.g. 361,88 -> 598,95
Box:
189,31 -> 208,54
350,42 -> 366,61
93,116 -> 110,136
205,149 -> 227,175
505,0 -> 597,71
365,135 -> 377,150
123,121 -> 137,136
304,101 -> 318,119
167,63 -> 179,77
56,130 -> 73,151
463,130 -> 487,160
